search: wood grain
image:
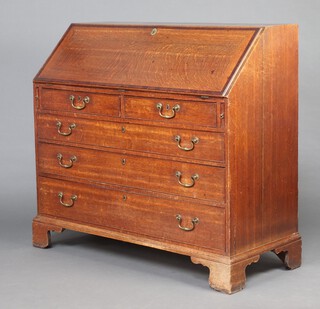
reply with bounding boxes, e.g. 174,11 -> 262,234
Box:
32,219 -> 64,248
124,96 -> 220,127
37,113 -> 225,163
37,142 -> 226,203
40,87 -> 121,117
261,25 -> 299,243
191,255 -> 260,294
38,176 -> 226,252
227,26 -> 264,254
227,25 -> 299,255
35,24 -> 259,95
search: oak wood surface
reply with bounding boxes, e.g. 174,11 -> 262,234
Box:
260,25 -> 299,243
273,239 -> 302,270
227,26 -> 264,254
124,96 -> 220,127
191,255 -> 260,294
35,24 -> 259,95
40,87 -> 121,117
227,24 -> 299,254
38,176 -> 226,252
37,142 -> 226,203
32,219 -> 64,248
33,215 -> 301,275
37,113 -> 225,163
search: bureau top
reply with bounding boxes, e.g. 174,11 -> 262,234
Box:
35,23 -> 267,95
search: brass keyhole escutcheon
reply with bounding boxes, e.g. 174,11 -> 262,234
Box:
150,28 -> 157,35
121,158 -> 126,165
121,127 -> 126,133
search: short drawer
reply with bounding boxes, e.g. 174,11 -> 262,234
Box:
124,96 -> 220,127
38,143 -> 226,203
37,114 -> 225,163
39,88 -> 120,117
38,177 -> 226,252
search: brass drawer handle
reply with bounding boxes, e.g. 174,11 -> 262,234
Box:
174,135 -> 199,151
175,171 -> 199,188
56,121 -> 76,136
58,192 -> 77,207
175,214 -> 199,231
156,103 -> 180,119
69,95 -> 90,110
57,153 -> 77,168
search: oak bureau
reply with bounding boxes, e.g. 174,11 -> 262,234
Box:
33,23 -> 301,293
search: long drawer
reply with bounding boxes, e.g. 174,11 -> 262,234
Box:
39,88 -> 121,117
38,176 -> 226,252
38,143 -> 226,203
37,114 -> 225,163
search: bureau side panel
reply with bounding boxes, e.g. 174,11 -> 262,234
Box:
227,32 -> 264,254
228,25 -> 299,255
261,25 -> 299,243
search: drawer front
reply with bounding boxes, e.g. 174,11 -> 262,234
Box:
124,96 -> 219,127
38,143 -> 225,203
37,114 -> 225,163
38,177 -> 225,252
40,88 -> 120,117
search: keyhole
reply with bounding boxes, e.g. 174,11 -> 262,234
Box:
121,158 -> 126,165
166,104 -> 170,110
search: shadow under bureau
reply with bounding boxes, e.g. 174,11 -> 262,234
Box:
33,23 -> 301,294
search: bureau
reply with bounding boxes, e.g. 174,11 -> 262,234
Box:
33,23 -> 301,294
